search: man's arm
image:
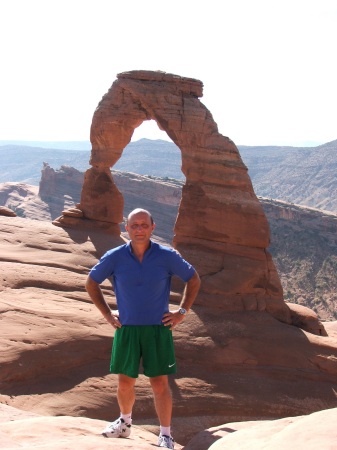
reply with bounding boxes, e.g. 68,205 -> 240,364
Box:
180,271 -> 201,312
85,275 -> 121,328
162,271 -> 201,328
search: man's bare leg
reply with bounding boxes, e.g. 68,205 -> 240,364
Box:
117,374 -> 137,414
101,374 -> 135,438
150,375 -> 172,427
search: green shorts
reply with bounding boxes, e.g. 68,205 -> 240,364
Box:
110,325 -> 177,378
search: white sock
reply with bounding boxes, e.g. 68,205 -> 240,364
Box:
120,412 -> 132,425
160,426 -> 171,437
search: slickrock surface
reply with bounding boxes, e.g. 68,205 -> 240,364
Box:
186,407 -> 337,450
0,404 -> 182,449
55,70 -> 289,323
1,404 -> 336,449
1,216 -> 337,446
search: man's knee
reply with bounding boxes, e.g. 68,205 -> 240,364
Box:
118,374 -> 136,392
150,375 -> 170,395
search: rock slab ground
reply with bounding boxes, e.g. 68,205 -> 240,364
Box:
1,404 -> 336,449
1,216 -> 337,447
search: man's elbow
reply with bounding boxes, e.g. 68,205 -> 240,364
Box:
190,271 -> 201,289
85,274 -> 98,292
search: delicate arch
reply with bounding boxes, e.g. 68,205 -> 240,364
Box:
57,70 -> 290,322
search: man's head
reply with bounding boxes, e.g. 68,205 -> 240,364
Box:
125,209 -> 155,243
126,208 -> 154,226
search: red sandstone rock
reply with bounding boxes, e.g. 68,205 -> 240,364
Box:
0,206 -> 16,216
1,217 -> 337,446
0,405 -> 179,450
287,302 -> 327,336
1,403 -> 336,450
62,207 -> 84,217
186,408 -> 337,450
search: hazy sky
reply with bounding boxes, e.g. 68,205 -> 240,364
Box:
1,0 -> 336,146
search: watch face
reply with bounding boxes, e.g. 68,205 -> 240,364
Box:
179,308 -> 187,315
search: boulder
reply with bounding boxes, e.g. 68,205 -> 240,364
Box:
287,302 -> 327,336
0,206 -> 16,217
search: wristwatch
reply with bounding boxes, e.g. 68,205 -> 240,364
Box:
178,307 -> 187,315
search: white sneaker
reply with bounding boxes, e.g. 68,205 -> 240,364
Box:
102,417 -> 131,438
158,433 -> 174,449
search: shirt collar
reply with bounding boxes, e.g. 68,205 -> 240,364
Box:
126,240 -> 153,254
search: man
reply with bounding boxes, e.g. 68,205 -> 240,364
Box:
85,208 -> 200,449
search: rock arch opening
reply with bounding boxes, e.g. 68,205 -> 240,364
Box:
131,119 -> 173,144
110,118 -> 184,241
114,124 -> 184,181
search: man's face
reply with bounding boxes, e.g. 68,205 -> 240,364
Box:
125,211 -> 155,243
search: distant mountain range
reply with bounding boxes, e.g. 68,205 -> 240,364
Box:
0,140 -> 91,150
240,140 -> 337,212
1,138 -> 337,213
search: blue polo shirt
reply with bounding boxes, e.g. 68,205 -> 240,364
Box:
89,241 -> 195,326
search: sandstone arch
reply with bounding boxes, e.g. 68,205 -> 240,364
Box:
56,70 -> 290,323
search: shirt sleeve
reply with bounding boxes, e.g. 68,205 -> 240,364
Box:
89,250 -> 115,284
168,249 -> 196,282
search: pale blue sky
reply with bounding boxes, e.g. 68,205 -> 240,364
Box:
0,0 -> 336,146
